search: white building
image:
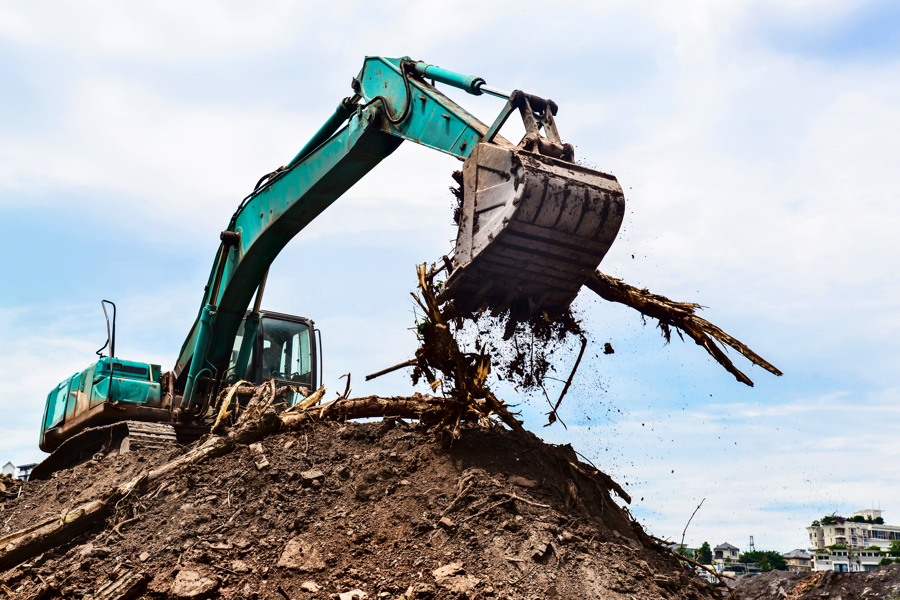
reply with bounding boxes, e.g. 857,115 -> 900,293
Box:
713,543 -> 740,564
807,509 -> 898,572
1,462 -> 14,476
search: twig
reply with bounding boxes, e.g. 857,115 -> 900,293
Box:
209,508 -> 242,535
680,498 -> 705,549
440,482 -> 475,518
649,534 -> 736,598
365,359 -> 418,381
546,335 -> 587,426
503,493 -> 550,509
509,565 -> 537,586
539,383 -> 566,429
339,373 -> 351,399
226,469 -> 249,508
277,585 -> 291,600
461,497 -> 514,523
113,516 -> 141,537
210,564 -> 240,576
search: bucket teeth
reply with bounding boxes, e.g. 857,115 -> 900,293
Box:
444,143 -> 625,315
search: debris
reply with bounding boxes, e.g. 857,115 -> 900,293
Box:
300,581 -> 320,592
299,469 -> 325,486
230,560 -> 250,574
95,571 -> 146,599
432,562 -> 464,579
338,590 -> 367,600
170,569 -> 219,599
277,536 -> 326,572
509,476 -> 537,488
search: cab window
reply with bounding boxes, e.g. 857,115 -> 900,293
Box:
260,318 -> 311,385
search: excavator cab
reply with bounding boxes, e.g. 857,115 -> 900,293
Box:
227,310 -> 320,406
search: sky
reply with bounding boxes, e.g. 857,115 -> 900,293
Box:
1,0 -> 899,553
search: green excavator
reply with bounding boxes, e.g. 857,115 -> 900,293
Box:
33,56 -> 625,479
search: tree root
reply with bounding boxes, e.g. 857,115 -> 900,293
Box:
586,270 -> 782,386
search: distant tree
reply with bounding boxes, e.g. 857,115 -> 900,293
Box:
697,542 -> 713,565
881,558 -> 893,566
821,514 -> 838,525
677,546 -> 696,560
875,517 -> 885,524
848,516 -> 866,523
866,516 -> 875,523
888,540 -> 900,557
740,550 -> 787,572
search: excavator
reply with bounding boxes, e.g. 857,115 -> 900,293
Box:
33,56 -> 625,479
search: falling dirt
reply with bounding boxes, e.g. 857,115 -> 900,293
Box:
2,419 -> 724,599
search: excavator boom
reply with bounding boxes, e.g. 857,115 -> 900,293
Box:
37,56 -> 625,459
174,56 -> 625,411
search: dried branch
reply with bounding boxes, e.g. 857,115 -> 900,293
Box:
585,270 -> 782,386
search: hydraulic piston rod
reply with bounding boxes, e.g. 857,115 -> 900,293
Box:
411,61 -> 510,99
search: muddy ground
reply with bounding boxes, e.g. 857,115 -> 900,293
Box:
1,419 -> 723,599
733,564 -> 900,600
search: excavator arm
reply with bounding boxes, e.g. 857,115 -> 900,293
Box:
175,56 -> 625,413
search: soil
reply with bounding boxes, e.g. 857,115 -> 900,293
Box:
1,420 -> 722,599
733,564 -> 900,599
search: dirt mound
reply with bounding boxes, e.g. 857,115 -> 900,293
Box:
733,564 -> 900,600
2,419 -> 722,599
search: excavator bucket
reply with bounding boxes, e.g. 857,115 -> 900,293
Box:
442,143 -> 625,316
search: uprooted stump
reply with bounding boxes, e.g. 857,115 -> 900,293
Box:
1,387 -> 729,599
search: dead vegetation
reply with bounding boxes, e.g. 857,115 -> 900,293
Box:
585,271 -> 783,386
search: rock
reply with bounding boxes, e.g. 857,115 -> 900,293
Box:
531,542 -> 549,560
170,569 -> 219,599
338,590 -> 367,600
300,581 -> 320,592
231,560 -> 250,574
284,440 -> 295,450
255,457 -> 270,470
440,575 -> 480,595
433,562 -> 464,580
438,517 -> 455,530
277,536 -> 326,572
404,583 -> 435,597
508,475 -> 537,488
139,552 -> 149,562
300,469 -> 325,485
248,443 -> 264,454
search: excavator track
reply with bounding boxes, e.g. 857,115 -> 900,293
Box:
31,420 -> 179,480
